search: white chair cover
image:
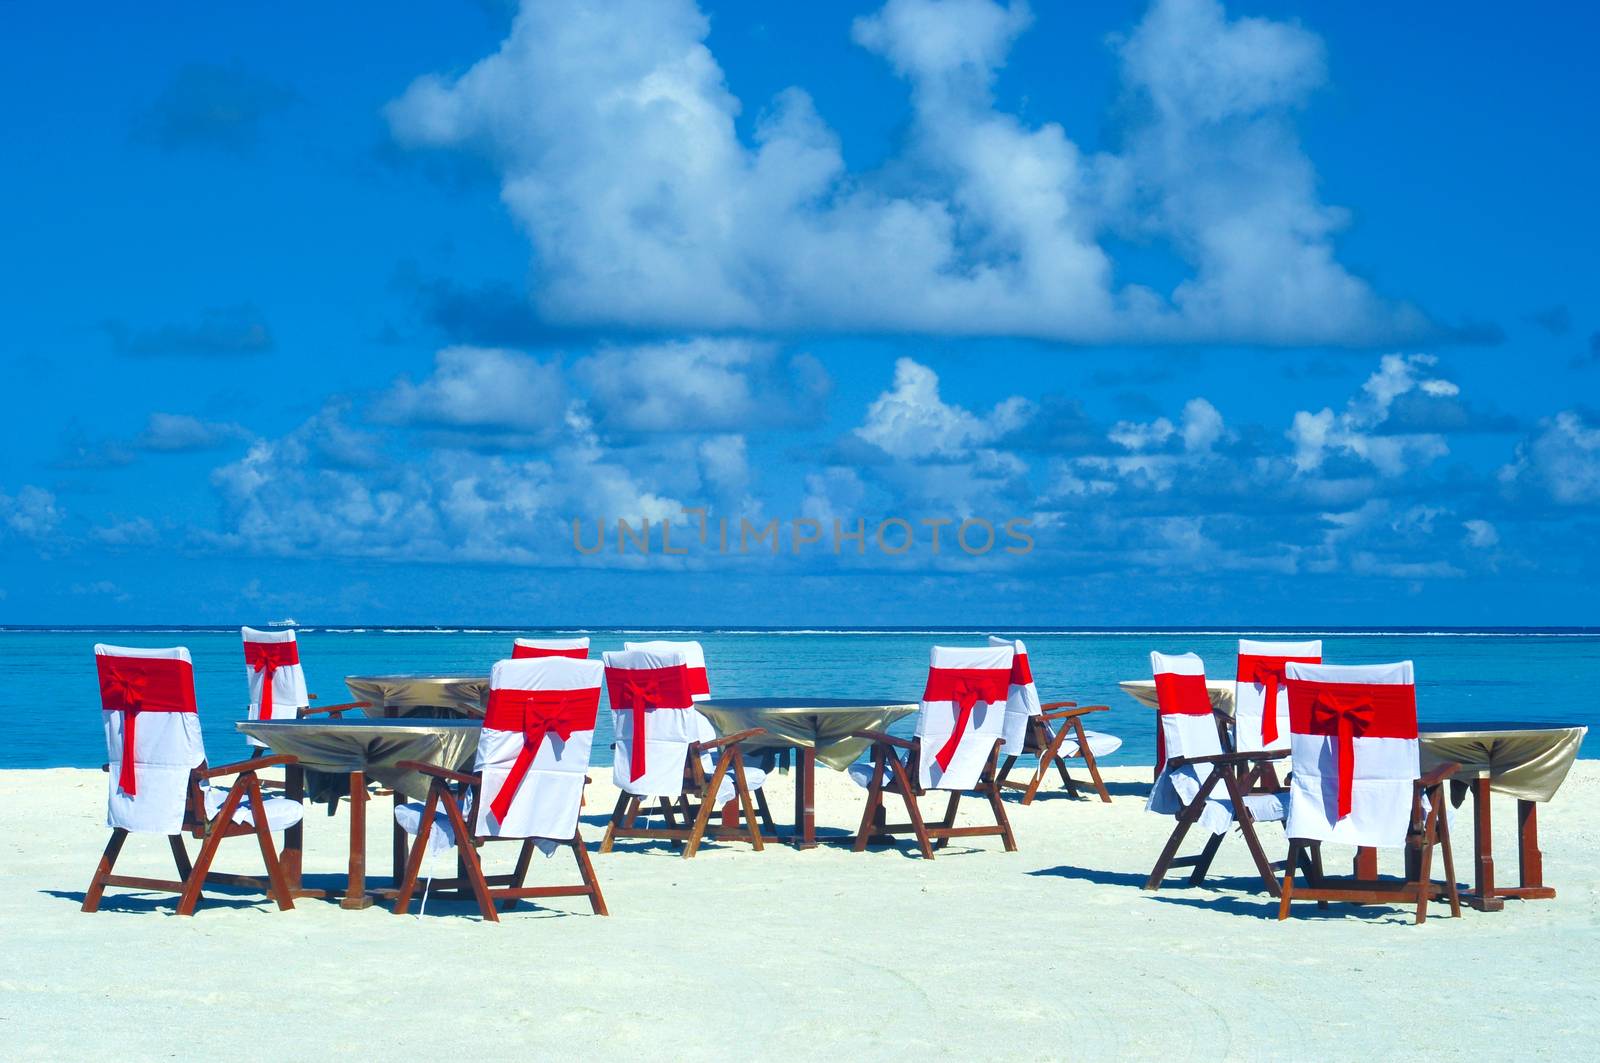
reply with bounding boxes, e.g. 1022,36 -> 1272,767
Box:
1145,651 -> 1283,834
916,645 -> 1012,791
241,626 -> 310,748
1234,638 -> 1322,754
476,656 -> 601,841
1284,660 -> 1420,848
512,636 -> 591,659
96,644 -> 205,834
988,635 -> 1123,761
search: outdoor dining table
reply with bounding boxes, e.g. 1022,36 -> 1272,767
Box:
236,717 -> 481,909
343,673 -> 492,719
1399,720 -> 1587,910
695,697 -> 920,848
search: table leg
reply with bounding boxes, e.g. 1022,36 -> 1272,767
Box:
794,747 -> 817,849
282,763 -> 305,894
1518,800 -> 1547,891
1354,847 -> 1378,880
1468,775 -> 1503,912
341,770 -> 374,910
393,790 -> 408,884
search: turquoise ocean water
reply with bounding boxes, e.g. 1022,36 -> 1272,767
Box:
4,627 -> 1595,769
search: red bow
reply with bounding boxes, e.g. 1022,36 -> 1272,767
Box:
605,666 -> 692,782
924,667 -> 1012,772
244,640 -> 300,723
1236,653 -> 1319,746
483,687 -> 600,825
511,643 -> 589,660
1294,681 -> 1417,820
96,655 -> 197,796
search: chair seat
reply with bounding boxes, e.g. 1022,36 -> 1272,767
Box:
1048,728 -> 1122,759
1198,790 -> 1288,834
394,800 -> 461,853
204,786 -> 305,831
846,759 -> 895,789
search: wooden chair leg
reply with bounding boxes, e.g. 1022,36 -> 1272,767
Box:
685,751 -> 734,859
1309,842 -> 1329,908
1076,722 -> 1112,803
1144,770 -> 1224,891
1188,831 -> 1226,886
934,791 -> 960,850
497,840 -> 535,912
853,747 -> 887,853
1278,840 -> 1303,920
754,788 -> 777,834
439,790 -> 496,922
886,752 -> 933,859
245,775 -> 294,911
1221,769 -> 1281,897
571,832 -> 608,916
82,829 -> 128,913
599,791 -> 631,854
168,833 -> 192,881
984,747 -> 1018,852
393,784 -> 443,915
178,785 -> 246,916
732,752 -> 764,851
1437,794 -> 1461,917
1415,813 -> 1436,925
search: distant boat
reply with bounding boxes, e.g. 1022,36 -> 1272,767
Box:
267,617 -> 299,628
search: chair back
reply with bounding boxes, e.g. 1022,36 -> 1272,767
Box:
1144,651 -> 1223,817
1234,638 -> 1321,754
511,636 -> 590,660
476,656 -> 602,839
95,644 -> 205,834
917,644 -> 1012,791
622,640 -> 710,701
988,635 -> 1040,757
603,648 -> 702,797
241,626 -> 310,747
1285,660 -> 1419,847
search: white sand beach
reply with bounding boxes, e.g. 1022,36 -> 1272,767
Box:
3,763 -> 1597,1061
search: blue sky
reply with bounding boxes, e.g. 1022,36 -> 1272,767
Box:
3,0 -> 1597,627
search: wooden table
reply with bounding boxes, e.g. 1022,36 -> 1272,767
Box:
696,697 -> 919,849
1350,720 -> 1587,910
237,718 -> 481,909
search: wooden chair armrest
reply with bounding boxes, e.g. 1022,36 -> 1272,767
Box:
1166,750 -> 1282,770
1419,761 -> 1460,788
851,729 -> 914,751
395,760 -> 480,786
1039,700 -> 1078,711
197,754 -> 298,780
1040,705 -> 1109,721
693,727 -> 766,753
301,700 -> 370,717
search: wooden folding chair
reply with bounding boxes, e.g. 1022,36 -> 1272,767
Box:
1143,748 -> 1288,895
851,730 -> 1015,858
86,643 -> 305,917
391,763 -> 607,921
1279,763 -> 1461,923
996,701 -> 1115,804
392,655 -> 611,921
598,727 -> 769,857
1143,650 -> 1289,894
1276,660 -> 1462,924
850,644 -> 1017,859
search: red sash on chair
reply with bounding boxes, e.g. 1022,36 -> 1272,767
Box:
483,686 -> 601,824
1009,652 -> 1034,688
604,665 -> 693,782
96,656 -> 197,796
923,667 -> 1012,771
244,639 -> 300,723
511,643 -> 589,660
1288,680 -> 1417,819
1236,652 -> 1320,745
1152,671 -> 1212,772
